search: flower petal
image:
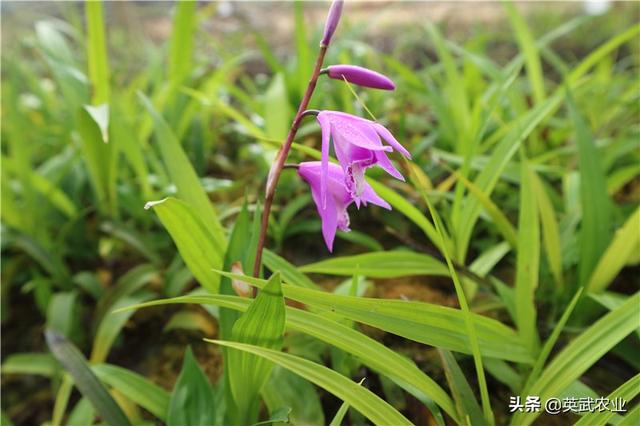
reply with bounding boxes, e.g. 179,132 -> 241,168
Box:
374,151 -> 405,181
329,112 -> 392,152
362,184 -> 391,210
374,122 -> 412,158
318,113 -> 333,210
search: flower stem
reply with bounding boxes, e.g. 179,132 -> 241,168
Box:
251,45 -> 328,289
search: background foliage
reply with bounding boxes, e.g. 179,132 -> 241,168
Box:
1,1 -> 638,425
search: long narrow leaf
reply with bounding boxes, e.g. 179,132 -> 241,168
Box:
208,340 -> 412,426
574,374 -> 640,426
587,206 -> 640,293
92,364 -> 170,421
512,293 -> 640,425
139,92 -> 226,249
45,330 -> 131,426
515,158 -> 540,352
213,271 -> 533,363
299,251 -> 448,278
116,294 -> 459,421
145,197 -> 222,293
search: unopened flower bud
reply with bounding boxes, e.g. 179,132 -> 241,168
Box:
231,261 -> 252,297
327,65 -> 395,90
320,0 -> 344,47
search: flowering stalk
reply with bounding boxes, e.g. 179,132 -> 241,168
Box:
252,2 -> 343,283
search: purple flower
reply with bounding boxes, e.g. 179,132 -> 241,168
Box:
298,161 -> 390,252
320,0 -> 344,47
317,111 -> 411,208
327,65 -> 395,90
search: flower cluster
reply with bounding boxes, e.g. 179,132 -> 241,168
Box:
293,3 -> 410,251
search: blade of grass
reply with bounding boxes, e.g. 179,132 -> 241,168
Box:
421,180 -> 494,425
167,347 -> 215,426
168,1 -> 196,85
511,292 -> 640,425
212,271 -> 533,363
263,249 -> 319,290
438,350 -> 486,426
587,206 -> 640,293
531,172 -> 564,290
515,158 -> 540,353
521,288 -> 583,395
228,273 -> 286,425
208,340 -> 413,426
504,2 -> 545,104
139,92 -> 226,249
144,197 -> 222,293
45,330 -> 131,426
299,251 -> 449,278
568,92 -> 612,287
85,0 -> 109,104
117,294 -> 459,421
92,364 -> 170,421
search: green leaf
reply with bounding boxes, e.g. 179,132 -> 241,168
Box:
366,179 -> 442,251
587,206 -> 640,293
448,167 -> 517,248
218,200 -> 261,424
0,411 -> 14,426
262,367 -> 324,426
512,293 -> 640,425
168,1 -> 197,84
228,273 -> 286,424
84,103 -> 109,143
167,347 -> 216,426
67,398 -> 95,426
92,364 -> 170,421
329,400 -> 350,426
456,92 -> 562,260
568,93 -> 612,287
574,374 -> 640,426
90,293 -> 151,363
77,106 -> 116,215
253,407 -> 291,426
618,403 -> 640,426
515,158 -> 540,352
145,197 -> 222,293
505,2 -> 545,104
209,340 -> 412,426
264,73 -> 292,140
532,172 -> 563,289
163,310 -> 216,335
117,294 -> 459,421
422,180 -> 493,423
46,291 -> 79,340
299,251 -> 449,278
522,288 -> 583,394
139,92 -> 226,249
45,330 -> 131,426
213,272 -> 532,363
263,250 -> 319,290
85,0 -> 109,104
438,350 -> 486,426
2,155 -> 78,219
1,353 -> 58,377
567,24 -> 640,86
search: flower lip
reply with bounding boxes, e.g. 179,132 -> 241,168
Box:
317,110 -> 411,209
327,64 -> 396,90
298,161 -> 390,251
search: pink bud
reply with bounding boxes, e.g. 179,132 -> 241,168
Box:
320,0 -> 344,47
327,65 -> 396,90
